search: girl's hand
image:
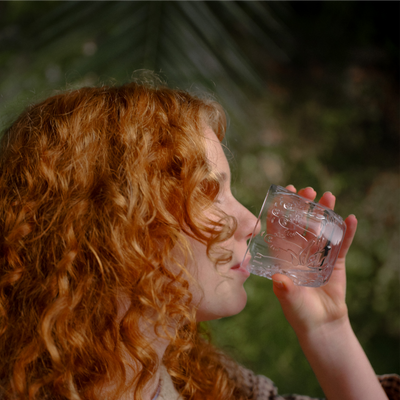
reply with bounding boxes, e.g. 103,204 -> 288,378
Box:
271,185 -> 358,337
271,186 -> 389,400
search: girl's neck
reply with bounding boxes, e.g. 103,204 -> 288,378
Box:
96,299 -> 171,400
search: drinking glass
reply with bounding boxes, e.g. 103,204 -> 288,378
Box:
242,185 -> 347,287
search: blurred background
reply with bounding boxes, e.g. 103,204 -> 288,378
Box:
0,1 -> 398,397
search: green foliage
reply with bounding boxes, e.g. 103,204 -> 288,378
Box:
0,1 -> 276,126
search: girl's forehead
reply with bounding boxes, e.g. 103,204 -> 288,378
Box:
204,126 -> 231,182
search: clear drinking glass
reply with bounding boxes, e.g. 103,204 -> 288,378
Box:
242,184 -> 347,287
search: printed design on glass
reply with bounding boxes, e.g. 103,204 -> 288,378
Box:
243,184 -> 346,287
254,191 -> 332,270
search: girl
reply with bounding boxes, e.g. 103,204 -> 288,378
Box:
0,80 -> 397,400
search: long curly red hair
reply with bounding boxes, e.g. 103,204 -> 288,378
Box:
0,81 -> 249,400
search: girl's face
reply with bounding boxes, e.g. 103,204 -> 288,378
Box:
187,127 -> 259,322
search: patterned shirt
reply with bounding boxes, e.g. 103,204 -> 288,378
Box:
157,364 -> 400,400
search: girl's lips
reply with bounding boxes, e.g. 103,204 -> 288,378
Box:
231,258 -> 251,277
240,256 -> 251,271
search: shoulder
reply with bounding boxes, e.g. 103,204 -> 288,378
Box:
233,364 -> 278,398
228,363 -> 322,400
235,367 -> 400,400
378,374 -> 400,400
159,360 -> 400,400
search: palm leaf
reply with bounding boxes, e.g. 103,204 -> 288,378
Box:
0,1 -> 291,135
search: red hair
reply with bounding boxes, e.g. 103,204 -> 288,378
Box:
0,81 -> 247,399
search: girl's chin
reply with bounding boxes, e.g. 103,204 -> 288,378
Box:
196,291 -> 248,322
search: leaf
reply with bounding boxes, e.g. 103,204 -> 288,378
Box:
0,1 -> 290,135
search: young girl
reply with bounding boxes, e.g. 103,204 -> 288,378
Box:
0,81 -> 397,400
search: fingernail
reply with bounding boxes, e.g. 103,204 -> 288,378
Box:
272,280 -> 284,289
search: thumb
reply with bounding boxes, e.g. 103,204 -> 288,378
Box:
272,274 -> 316,335
272,273 -> 302,310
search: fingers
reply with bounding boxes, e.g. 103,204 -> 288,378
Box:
286,184 -> 296,193
287,185 -> 336,210
318,191 -> 336,210
338,214 -> 358,259
297,187 -> 317,201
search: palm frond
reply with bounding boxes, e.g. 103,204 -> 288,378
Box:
0,1 -> 291,135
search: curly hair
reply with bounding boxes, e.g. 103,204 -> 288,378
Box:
0,80 -> 250,400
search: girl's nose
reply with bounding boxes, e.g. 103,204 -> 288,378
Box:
235,202 -> 261,241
